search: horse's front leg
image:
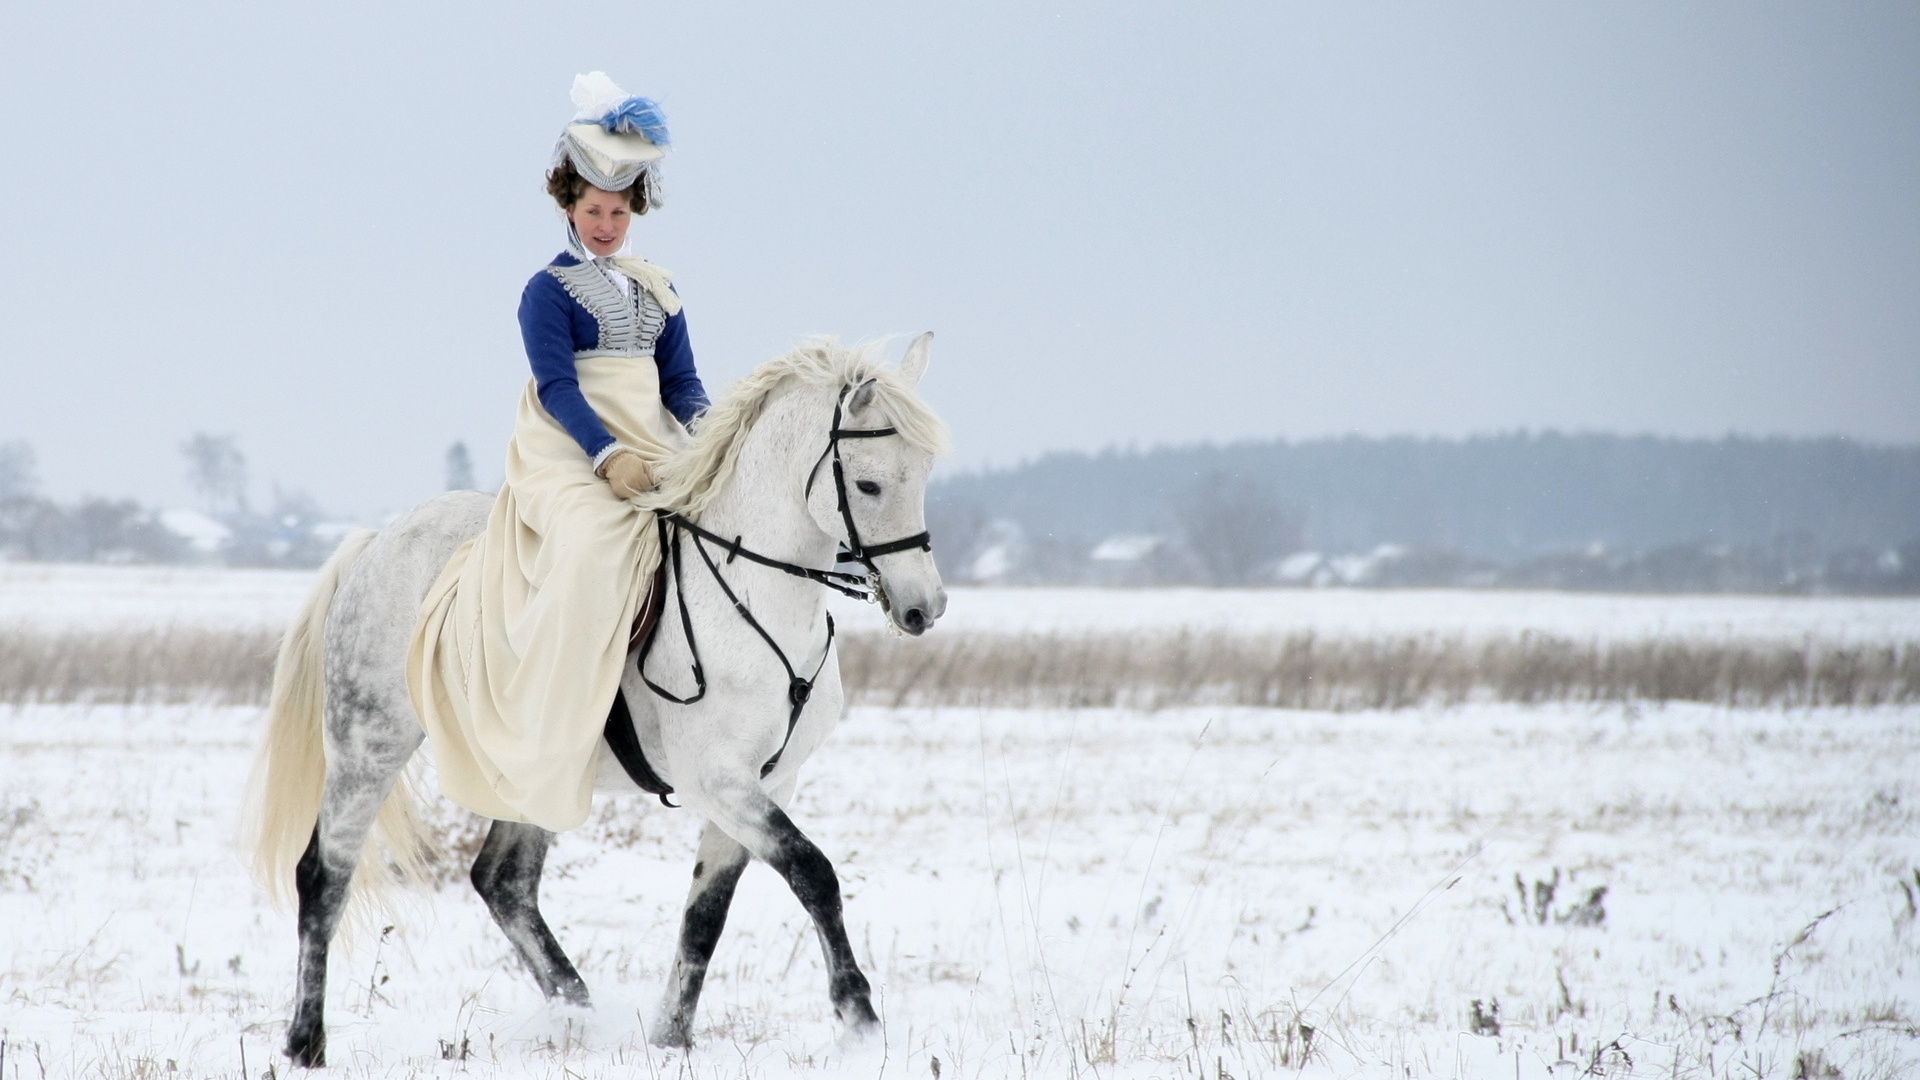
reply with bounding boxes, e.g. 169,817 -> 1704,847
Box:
690,782 -> 878,1036
764,807 -> 879,1031
652,820 -> 752,1047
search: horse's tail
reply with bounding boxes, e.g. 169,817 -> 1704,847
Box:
243,527 -> 427,908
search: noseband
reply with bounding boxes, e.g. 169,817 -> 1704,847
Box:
626,382 -> 934,799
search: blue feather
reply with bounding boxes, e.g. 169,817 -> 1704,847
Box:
599,97 -> 670,146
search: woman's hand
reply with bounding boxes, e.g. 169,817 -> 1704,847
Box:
598,449 -> 655,498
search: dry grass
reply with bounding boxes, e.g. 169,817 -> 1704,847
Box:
0,627 -> 277,706
2,625 -> 1914,710
839,630 -> 1920,710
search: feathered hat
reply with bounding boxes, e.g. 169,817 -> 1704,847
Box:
553,72 -> 670,206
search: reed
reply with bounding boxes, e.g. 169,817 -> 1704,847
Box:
0,626 -> 278,706
2,625 -> 1913,710
837,630 -> 1920,711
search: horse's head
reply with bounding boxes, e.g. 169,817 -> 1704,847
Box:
805,333 -> 947,635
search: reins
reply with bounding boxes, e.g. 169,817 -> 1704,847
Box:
629,383 -> 934,792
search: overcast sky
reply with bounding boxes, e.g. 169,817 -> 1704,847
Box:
2,1 -> 1916,518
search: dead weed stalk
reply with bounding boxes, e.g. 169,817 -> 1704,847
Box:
4,626 -> 1914,711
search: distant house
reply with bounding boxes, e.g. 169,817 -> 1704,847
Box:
1276,551 -> 1333,587
1088,533 -> 1169,586
159,509 -> 230,557
966,521 -> 1028,584
1090,534 -> 1163,563
1276,544 -> 1445,587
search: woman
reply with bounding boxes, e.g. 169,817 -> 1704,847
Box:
520,82 -> 709,493
409,73 -> 704,832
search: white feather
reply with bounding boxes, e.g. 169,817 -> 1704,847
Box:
569,71 -> 628,121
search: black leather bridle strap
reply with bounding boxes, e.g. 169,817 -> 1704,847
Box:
637,514 -> 707,706
633,517 -> 839,781
629,379 -> 939,793
808,388 -> 933,570
656,510 -> 872,600
842,530 -> 933,561
684,528 -> 835,777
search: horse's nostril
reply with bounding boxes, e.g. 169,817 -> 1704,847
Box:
903,607 -> 927,631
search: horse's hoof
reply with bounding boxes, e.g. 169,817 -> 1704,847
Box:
836,1012 -> 883,1053
835,999 -> 882,1053
285,1030 -> 326,1069
648,1018 -> 693,1050
835,995 -> 880,1029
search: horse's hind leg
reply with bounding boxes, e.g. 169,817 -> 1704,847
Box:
470,820 -> 590,1006
652,820 -> 752,1048
285,731 -> 419,1068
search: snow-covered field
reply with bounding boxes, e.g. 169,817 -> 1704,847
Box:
835,587 -> 1920,645
0,564 -> 316,631
5,701 -> 1918,1078
6,563 -> 1920,643
3,567 -> 1917,1078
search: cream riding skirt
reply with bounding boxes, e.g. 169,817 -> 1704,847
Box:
409,355 -> 683,831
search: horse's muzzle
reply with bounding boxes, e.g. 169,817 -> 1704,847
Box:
893,587 -> 946,637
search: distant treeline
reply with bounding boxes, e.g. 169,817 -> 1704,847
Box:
8,431 -> 1919,594
0,434 -> 445,569
928,433 -> 1920,593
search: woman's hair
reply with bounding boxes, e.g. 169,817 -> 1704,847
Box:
544,156 -> 653,213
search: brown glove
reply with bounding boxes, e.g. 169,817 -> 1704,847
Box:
598,449 -> 655,498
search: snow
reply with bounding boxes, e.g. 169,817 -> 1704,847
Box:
7,563 -> 1919,643
4,565 -> 1916,1076
3,700 -> 1915,1078
838,584 -> 1920,643
0,563 -> 315,630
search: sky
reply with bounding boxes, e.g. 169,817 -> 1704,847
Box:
1,1 -> 1916,519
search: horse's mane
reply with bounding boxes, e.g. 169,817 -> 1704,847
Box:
644,337 -> 950,519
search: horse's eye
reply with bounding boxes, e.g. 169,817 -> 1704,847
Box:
856,480 -> 882,496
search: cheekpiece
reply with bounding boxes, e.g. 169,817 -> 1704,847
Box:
553,72 -> 670,201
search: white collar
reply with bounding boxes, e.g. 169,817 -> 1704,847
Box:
565,223 -> 633,296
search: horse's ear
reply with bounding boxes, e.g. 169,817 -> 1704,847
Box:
898,332 -> 933,388
848,378 -> 879,415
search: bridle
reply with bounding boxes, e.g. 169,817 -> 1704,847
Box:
629,382 -> 933,793
806,384 -> 933,577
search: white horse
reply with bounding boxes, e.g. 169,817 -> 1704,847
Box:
246,336 -> 948,1067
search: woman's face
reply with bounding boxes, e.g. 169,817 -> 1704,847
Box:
569,186 -> 633,256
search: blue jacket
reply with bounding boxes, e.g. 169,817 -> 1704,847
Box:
517,252 -> 709,459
